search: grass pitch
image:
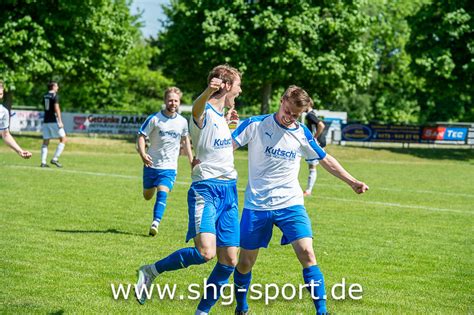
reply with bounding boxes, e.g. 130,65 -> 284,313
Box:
1,135 -> 473,314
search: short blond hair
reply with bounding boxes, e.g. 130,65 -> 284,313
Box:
164,87 -> 183,102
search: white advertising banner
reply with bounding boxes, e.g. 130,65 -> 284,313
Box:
9,110 -> 43,133
9,110 -> 149,135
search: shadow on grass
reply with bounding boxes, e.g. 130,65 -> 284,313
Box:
54,228 -> 148,237
369,147 -> 474,162
48,310 -> 64,315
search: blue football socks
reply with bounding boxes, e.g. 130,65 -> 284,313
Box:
234,268 -> 252,312
197,262 -> 235,313
303,265 -> 327,314
153,190 -> 168,222
154,247 -> 206,274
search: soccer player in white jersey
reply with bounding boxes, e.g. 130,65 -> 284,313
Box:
0,82 -> 32,159
135,65 -> 242,314
137,87 -> 193,236
232,86 -> 369,315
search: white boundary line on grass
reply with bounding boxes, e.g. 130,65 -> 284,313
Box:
315,196 -> 472,215
314,181 -> 474,198
6,164 -> 140,179
5,165 -> 473,215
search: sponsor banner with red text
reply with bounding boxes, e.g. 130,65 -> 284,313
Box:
342,124 -> 469,144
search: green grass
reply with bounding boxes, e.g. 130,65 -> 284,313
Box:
1,135 -> 473,314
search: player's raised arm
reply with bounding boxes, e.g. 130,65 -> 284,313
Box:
137,134 -> 153,167
319,154 -> 369,194
192,78 -> 223,127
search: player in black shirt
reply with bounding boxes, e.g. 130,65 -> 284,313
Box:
41,81 -> 67,168
304,103 -> 326,196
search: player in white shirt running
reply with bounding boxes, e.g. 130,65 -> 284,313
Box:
135,65 -> 242,315
137,87 -> 193,236
232,86 -> 369,315
0,82 -> 32,159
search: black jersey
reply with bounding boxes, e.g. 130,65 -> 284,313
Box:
305,110 -> 322,135
305,110 -> 327,148
43,92 -> 59,123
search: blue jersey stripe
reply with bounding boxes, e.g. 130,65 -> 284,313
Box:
192,115 -> 207,130
231,134 -> 242,147
232,114 -> 271,139
302,124 -> 327,159
161,110 -> 178,119
272,113 -> 299,131
207,103 -> 223,116
139,112 -> 159,134
190,104 -> 211,129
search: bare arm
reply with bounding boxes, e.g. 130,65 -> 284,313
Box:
54,103 -> 64,128
319,154 -> 369,194
192,78 -> 223,127
1,129 -> 32,159
137,134 -> 153,167
182,135 -> 194,165
314,121 -> 325,138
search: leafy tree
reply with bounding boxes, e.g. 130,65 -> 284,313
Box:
343,0 -> 428,123
105,41 -> 177,113
155,0 -> 376,114
0,14 -> 51,106
407,0 -> 473,122
0,0 -> 138,110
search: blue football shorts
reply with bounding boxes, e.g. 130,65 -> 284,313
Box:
240,205 -> 313,250
143,167 -> 177,190
186,178 -> 239,247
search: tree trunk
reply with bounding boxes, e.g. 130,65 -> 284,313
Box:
261,82 -> 272,114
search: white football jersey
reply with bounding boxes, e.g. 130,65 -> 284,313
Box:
138,111 -> 189,170
189,103 -> 237,182
0,105 -> 9,130
232,114 -> 326,210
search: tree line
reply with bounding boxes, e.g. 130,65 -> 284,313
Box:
0,0 -> 472,123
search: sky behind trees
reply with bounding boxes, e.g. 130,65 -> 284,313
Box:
130,0 -> 169,38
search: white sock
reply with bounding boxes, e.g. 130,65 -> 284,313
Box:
195,310 -> 208,315
41,145 -> 48,164
52,143 -> 65,161
149,264 -> 159,277
306,169 -> 317,192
